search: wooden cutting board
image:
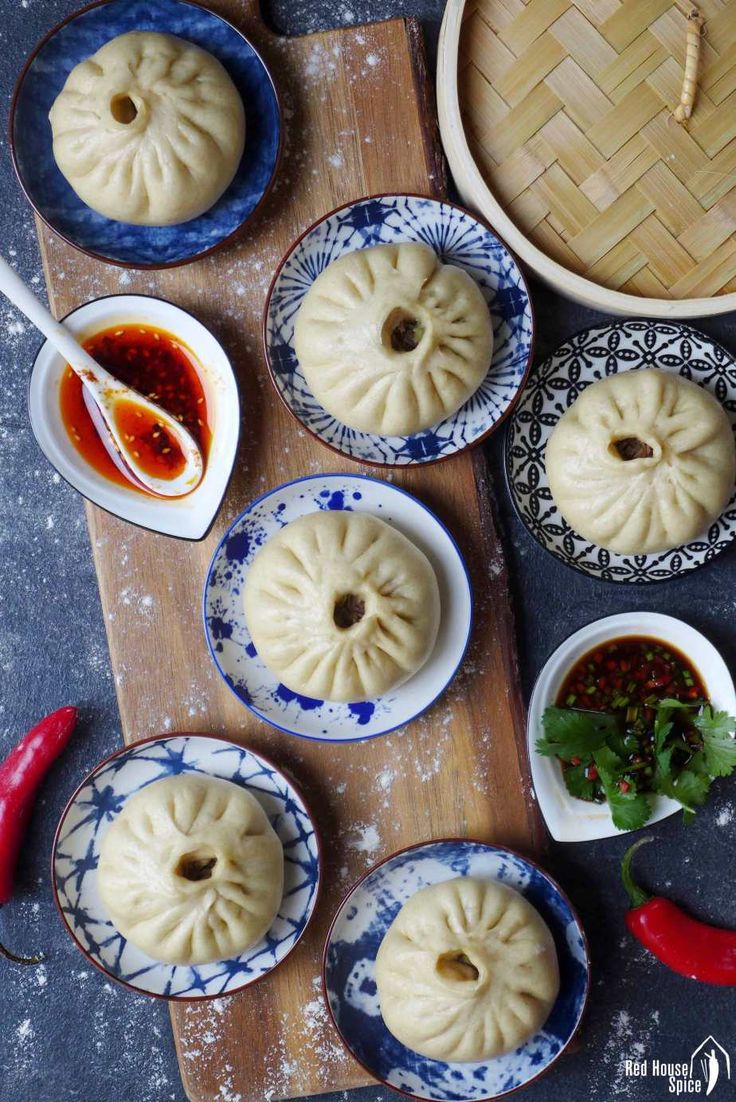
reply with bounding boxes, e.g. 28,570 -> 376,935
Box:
34,4 -> 544,1099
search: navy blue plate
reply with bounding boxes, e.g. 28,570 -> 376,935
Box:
11,0 -> 281,268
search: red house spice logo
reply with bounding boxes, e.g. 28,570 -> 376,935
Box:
690,1038 -> 731,1097
623,1036 -> 731,1094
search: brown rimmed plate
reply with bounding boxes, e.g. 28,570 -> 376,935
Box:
322,837 -> 589,1099
52,732 -> 320,999
262,193 -> 534,467
10,0 -> 282,269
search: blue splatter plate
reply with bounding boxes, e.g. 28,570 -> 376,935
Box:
323,839 -> 589,1101
204,473 -> 473,742
52,733 -> 320,999
11,0 -> 281,268
264,195 -> 533,466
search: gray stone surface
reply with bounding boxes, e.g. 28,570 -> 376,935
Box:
1,2 -> 735,1101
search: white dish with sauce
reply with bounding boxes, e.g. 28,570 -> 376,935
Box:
528,612 -> 736,843
28,294 -> 240,540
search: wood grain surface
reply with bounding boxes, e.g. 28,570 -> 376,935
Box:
34,3 -> 543,1099
457,0 -> 736,299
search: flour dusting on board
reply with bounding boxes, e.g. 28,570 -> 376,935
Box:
263,978 -> 349,1100
178,981 -> 348,1102
346,821 -> 381,855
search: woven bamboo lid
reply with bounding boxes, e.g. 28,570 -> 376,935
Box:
437,0 -> 736,316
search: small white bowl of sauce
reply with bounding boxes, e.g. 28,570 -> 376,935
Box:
29,294 -> 240,540
528,612 -> 736,842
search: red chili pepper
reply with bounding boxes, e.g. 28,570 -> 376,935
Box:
0,706 -> 78,965
622,837 -> 736,985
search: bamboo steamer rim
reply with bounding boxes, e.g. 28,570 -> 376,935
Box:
437,0 -> 736,319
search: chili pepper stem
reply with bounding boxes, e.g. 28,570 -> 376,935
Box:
0,909 -> 44,965
621,836 -> 654,909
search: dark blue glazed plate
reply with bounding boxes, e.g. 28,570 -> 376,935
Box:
323,839 -> 590,1101
10,0 -> 281,268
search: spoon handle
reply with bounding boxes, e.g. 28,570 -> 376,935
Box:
0,255 -> 109,381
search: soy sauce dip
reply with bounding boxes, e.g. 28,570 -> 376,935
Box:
555,635 -> 709,803
59,324 -> 211,494
556,635 -> 706,719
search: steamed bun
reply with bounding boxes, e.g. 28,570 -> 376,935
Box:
97,775 -> 283,965
294,242 -> 493,436
375,877 -> 559,1061
49,31 -> 245,225
243,510 -> 440,702
546,369 -> 735,555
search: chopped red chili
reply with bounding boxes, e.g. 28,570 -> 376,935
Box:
557,636 -> 705,715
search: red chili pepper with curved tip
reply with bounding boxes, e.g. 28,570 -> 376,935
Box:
622,836 -> 736,985
0,706 -> 78,964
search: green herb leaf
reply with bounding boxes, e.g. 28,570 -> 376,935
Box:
562,763 -> 597,801
652,704 -> 676,794
656,697 -> 694,712
537,707 -> 620,760
653,711 -> 674,754
606,786 -> 652,833
695,707 -> 736,777
664,768 -> 712,812
593,745 -> 651,832
651,746 -> 674,796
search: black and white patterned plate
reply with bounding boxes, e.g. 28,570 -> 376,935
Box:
505,320 -> 736,584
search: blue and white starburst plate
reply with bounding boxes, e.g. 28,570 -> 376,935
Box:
204,473 -> 473,742
263,194 -> 533,466
322,839 -> 589,1101
506,320 -> 736,584
52,734 -> 320,999
11,0 -> 281,268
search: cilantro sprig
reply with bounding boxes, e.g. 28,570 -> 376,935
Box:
593,745 -> 651,832
538,700 -> 736,831
536,707 -> 621,759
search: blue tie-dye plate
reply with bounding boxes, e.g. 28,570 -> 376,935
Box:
10,0 -> 281,268
263,194 -> 534,466
322,839 -> 590,1101
52,734 -> 320,999
204,473 -> 473,742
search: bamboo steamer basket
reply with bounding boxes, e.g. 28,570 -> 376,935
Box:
437,0 -> 736,317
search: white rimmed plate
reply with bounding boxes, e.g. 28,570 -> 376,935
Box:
29,294 -> 240,540
204,473 -> 473,741
263,193 -> 533,466
505,319 -> 736,583
528,612 -> 736,842
322,838 -> 589,1101
52,733 -> 320,999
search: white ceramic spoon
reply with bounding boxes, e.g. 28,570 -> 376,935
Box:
0,256 -> 203,497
